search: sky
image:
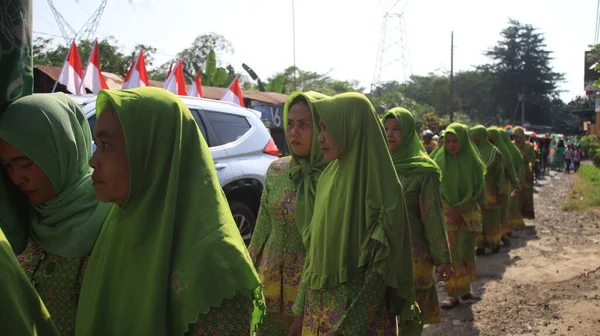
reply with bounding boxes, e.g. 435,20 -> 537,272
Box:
33,0 -> 597,102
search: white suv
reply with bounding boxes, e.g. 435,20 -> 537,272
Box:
70,94 -> 279,245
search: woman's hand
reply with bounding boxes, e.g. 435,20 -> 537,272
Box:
438,263 -> 454,282
287,316 -> 303,336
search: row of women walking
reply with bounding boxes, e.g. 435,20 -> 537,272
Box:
0,87 -> 536,336
248,92 -> 537,335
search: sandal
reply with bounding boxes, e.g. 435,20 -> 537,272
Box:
461,293 -> 481,301
441,296 -> 459,309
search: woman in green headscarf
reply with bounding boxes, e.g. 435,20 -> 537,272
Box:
470,125 -> 505,254
511,126 -> 536,220
289,93 -> 416,336
487,127 -> 520,246
0,93 -> 113,335
75,87 -> 265,336
249,91 -> 328,335
382,108 -> 452,335
433,123 -> 485,309
0,227 -> 59,336
500,130 -> 526,231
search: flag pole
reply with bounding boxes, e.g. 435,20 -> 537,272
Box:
52,39 -> 75,93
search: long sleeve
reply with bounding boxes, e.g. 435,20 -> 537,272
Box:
247,170 -> 272,264
331,267 -> 388,334
419,175 -> 451,265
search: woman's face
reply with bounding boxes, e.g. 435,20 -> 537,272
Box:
0,139 -> 56,204
89,106 -> 130,205
287,102 -> 313,157
384,117 -> 402,151
445,133 -> 461,155
514,135 -> 525,144
318,121 -> 341,161
489,135 -> 497,144
472,136 -> 480,146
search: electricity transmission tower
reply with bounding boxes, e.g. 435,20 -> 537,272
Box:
47,0 -> 119,44
372,0 -> 411,92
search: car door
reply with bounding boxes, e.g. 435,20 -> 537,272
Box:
188,109 -> 235,184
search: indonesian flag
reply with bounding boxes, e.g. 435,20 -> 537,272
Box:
54,42 -> 85,94
80,40 -> 109,93
221,77 -> 244,107
187,71 -> 203,98
122,50 -> 149,89
163,60 -> 187,95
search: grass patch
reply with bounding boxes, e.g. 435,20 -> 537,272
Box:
561,165 -> 600,211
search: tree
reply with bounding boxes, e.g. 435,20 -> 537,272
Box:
177,33 -> 234,78
481,19 -> 564,125
368,80 -> 432,120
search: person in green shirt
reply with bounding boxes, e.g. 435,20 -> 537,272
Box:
383,107 -> 453,335
471,125 -> 505,254
249,91 -> 329,335
511,126 -> 536,220
289,93 -> 417,336
432,123 -> 486,309
0,93 -> 113,336
75,87 -> 265,336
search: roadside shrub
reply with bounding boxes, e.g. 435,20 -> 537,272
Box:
579,135 -> 600,157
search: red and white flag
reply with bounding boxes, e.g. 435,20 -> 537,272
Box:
122,50 -> 149,89
187,71 -> 203,98
221,77 -> 244,107
163,59 -> 187,95
80,40 -> 109,93
53,41 -> 85,94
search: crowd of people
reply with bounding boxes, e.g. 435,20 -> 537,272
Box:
0,88 -> 540,336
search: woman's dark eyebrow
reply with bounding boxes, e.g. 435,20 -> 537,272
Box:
93,130 -> 112,141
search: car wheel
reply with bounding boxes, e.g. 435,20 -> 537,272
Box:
229,200 -> 256,245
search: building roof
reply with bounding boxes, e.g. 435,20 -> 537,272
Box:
35,65 -> 288,105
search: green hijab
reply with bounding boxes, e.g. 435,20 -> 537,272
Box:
433,123 -> 486,207
0,228 -> 59,335
283,91 -> 329,247
500,129 -> 524,176
303,92 -> 416,320
383,108 -> 441,180
487,127 -> 514,170
470,125 -> 500,169
76,88 -> 264,336
0,93 -> 111,257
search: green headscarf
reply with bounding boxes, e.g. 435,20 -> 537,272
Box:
283,91 -> 329,247
512,126 -> 526,138
303,92 -> 416,320
470,125 -> 500,168
383,108 -> 441,180
76,88 -> 264,336
0,228 -> 59,335
0,93 -> 111,257
433,123 -> 486,207
487,127 -> 517,181
500,129 -> 524,176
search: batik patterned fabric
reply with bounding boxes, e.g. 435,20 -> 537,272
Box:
187,293 -> 251,335
249,157 -> 305,335
294,268 -> 397,336
399,174 -> 451,325
443,204 -> 481,297
18,239 -> 88,336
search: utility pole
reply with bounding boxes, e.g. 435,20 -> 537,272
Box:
450,31 -> 454,123
292,0 -> 297,91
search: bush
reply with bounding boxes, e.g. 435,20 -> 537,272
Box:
592,148 -> 600,167
579,135 -> 600,156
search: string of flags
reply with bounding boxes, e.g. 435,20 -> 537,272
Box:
52,41 -> 244,108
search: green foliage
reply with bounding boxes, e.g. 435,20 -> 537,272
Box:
368,81 -> 433,121
562,164 -> 600,211
419,112 -> 443,134
579,135 -> 600,158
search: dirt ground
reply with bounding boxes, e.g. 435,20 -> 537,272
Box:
423,170 -> 600,336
